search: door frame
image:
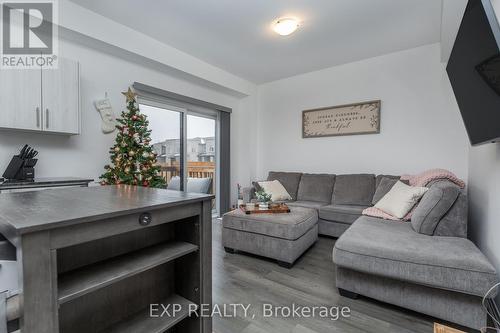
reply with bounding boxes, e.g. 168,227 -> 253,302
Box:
138,97 -> 220,214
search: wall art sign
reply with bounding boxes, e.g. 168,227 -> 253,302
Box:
302,100 -> 381,138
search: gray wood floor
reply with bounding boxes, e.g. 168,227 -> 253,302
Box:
212,218 -> 440,333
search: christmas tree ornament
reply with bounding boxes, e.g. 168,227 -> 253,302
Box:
114,147 -> 120,152
129,150 -> 135,156
121,87 -> 138,103
142,152 -> 149,158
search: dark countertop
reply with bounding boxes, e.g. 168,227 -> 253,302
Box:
0,185 -> 214,235
0,177 -> 94,190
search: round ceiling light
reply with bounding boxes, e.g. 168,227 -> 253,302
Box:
272,18 -> 299,36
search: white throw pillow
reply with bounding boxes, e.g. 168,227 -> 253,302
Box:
374,181 -> 428,219
257,180 -> 292,201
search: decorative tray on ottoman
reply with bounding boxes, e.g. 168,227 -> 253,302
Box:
239,203 -> 291,215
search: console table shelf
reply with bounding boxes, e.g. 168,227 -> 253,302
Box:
101,294 -> 196,333
58,241 -> 199,304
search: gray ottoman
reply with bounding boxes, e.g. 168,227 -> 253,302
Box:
222,207 -> 318,268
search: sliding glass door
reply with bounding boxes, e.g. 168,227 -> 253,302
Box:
139,101 -> 219,213
139,103 -> 184,190
186,114 -> 217,209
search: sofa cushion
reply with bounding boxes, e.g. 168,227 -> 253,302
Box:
375,174 -> 400,188
434,190 -> 468,238
411,181 -> 460,236
222,207 -> 318,240
374,181 -> 428,219
257,180 -> 292,201
319,204 -> 368,224
267,172 -> 302,201
333,216 -> 498,297
287,201 -> 329,210
332,174 -> 376,206
372,177 -> 400,205
297,174 -> 335,203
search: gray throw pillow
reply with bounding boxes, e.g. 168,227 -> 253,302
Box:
411,181 -> 460,236
372,177 -> 399,205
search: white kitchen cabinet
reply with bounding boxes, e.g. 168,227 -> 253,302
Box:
42,58 -> 80,134
0,57 -> 80,135
0,69 -> 42,131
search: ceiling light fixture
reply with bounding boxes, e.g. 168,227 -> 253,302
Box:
273,17 -> 299,36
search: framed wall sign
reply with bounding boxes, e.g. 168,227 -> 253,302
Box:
302,100 -> 381,138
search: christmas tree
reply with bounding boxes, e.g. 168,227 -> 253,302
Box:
100,88 -> 166,188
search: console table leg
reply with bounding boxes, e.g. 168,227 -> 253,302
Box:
201,199 -> 212,333
20,232 -> 59,333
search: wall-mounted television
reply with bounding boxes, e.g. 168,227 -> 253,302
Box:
447,0 -> 500,145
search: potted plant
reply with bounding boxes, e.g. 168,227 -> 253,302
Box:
255,189 -> 272,209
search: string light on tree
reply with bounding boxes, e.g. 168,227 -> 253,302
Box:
99,87 -> 166,188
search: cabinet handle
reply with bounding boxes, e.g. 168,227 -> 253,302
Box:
45,109 -> 49,129
36,107 -> 40,128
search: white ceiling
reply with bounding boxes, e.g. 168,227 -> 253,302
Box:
69,0 -> 443,84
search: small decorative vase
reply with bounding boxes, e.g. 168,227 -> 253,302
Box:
259,202 -> 269,209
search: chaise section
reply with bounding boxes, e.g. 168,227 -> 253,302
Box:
333,216 -> 499,329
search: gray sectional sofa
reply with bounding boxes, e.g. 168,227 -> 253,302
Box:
243,171 -> 396,238
239,171 -> 498,330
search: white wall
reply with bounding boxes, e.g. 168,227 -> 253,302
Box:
440,0 -> 467,62
0,36 -> 258,196
468,144 -> 500,298
492,0 -> 500,22
256,43 -> 469,179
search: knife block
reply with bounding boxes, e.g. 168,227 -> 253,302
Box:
2,156 -> 37,180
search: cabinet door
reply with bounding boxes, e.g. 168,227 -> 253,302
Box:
42,58 -> 80,134
0,69 -> 42,131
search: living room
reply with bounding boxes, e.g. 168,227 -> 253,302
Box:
0,0 -> 499,332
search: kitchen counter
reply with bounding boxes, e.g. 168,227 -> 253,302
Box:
0,177 -> 93,191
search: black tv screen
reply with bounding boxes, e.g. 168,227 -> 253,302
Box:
447,0 -> 500,145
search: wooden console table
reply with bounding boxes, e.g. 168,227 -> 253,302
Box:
0,185 -> 213,333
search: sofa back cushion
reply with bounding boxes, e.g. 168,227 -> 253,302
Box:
372,177 -> 399,205
267,172 -> 303,201
297,174 -> 336,203
434,190 -> 468,238
411,180 -> 466,237
375,174 -> 400,188
332,174 -> 376,206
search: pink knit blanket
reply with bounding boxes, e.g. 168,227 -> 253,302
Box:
400,168 -> 465,189
362,169 -> 465,221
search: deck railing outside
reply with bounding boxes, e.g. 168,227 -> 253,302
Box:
159,161 -> 216,195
